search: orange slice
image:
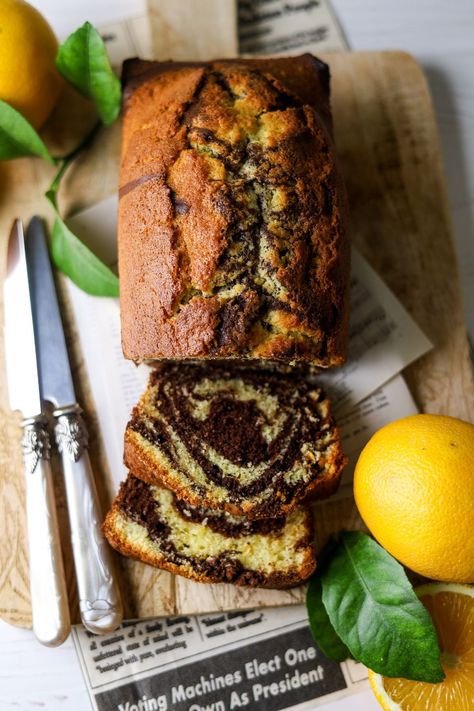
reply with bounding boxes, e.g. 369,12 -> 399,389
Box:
369,583 -> 474,710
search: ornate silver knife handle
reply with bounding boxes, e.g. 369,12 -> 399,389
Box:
21,415 -> 70,646
53,404 -> 122,634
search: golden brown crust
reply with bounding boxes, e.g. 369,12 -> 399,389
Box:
102,478 -> 316,589
119,54 -> 349,367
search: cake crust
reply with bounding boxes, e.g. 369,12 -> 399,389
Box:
118,55 -> 349,366
103,475 -> 316,589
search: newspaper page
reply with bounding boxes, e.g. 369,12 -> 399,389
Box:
99,15 -> 153,67
96,2 -> 347,65
317,250 -> 432,415
238,0 -> 348,55
72,606 -> 371,711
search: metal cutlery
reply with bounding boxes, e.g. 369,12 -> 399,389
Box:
4,219 -> 70,646
25,216 -> 123,635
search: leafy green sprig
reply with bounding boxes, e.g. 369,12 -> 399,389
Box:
45,121 -> 119,296
55,21 -> 121,126
306,531 -> 445,683
0,21 -> 120,296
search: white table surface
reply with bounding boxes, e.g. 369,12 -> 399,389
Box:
1,1 -> 473,709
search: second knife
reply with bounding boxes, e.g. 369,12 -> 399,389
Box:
25,216 -> 123,634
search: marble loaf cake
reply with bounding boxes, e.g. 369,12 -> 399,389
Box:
103,474 -> 317,588
124,364 -> 346,520
118,54 -> 349,367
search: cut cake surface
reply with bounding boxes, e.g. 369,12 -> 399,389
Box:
103,474 -> 316,588
124,363 -> 346,519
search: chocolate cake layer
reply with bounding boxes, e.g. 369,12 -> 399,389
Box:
103,474 -> 316,588
125,363 -> 346,519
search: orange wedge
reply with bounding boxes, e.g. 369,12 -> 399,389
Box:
369,583 -> 474,710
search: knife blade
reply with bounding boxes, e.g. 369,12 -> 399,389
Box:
4,221 -> 42,416
4,219 -> 70,646
25,216 -> 123,635
23,222 -> 76,409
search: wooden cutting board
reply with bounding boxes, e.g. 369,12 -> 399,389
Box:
1,50 -> 473,628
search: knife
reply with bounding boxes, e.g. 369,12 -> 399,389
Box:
4,220 -> 70,646
25,216 -> 123,635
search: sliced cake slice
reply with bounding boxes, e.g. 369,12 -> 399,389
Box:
124,363 -> 346,519
103,474 -> 316,588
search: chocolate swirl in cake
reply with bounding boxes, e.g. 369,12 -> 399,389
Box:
119,475 -> 286,540
125,363 -> 346,519
103,473 -> 316,588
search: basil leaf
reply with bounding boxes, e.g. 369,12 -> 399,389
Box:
306,576 -> 351,662
56,21 -> 121,125
46,190 -> 119,296
321,531 -> 444,682
0,100 -> 54,162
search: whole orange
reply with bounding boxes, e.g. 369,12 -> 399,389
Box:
0,0 -> 62,128
354,414 -> 474,583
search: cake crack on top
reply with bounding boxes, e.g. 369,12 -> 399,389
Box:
174,68 -> 335,352
119,55 -> 349,365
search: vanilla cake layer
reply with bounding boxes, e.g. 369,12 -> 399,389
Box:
103,474 -> 316,588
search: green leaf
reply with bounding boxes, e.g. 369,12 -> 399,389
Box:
321,531 -> 445,683
0,100 -> 54,162
56,21 -> 121,125
46,190 -> 119,296
306,575 -> 351,662
49,215 -> 119,297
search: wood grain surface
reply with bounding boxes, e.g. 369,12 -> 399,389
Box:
0,50 -> 473,628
